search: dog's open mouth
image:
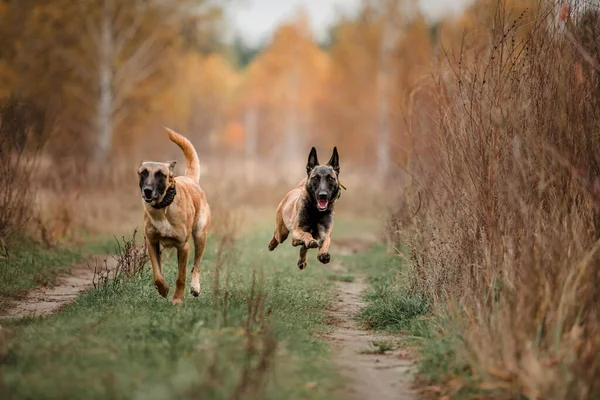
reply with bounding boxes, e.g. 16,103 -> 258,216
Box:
143,194 -> 159,204
317,199 -> 329,210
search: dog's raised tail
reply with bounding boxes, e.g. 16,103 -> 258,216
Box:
164,127 -> 200,182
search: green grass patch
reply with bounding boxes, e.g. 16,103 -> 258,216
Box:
342,243 -> 429,333
0,226 -> 341,400
358,286 -> 429,332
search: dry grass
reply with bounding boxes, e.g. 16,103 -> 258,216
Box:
0,97 -> 41,253
90,229 -> 148,289
394,1 -> 600,398
27,154 -> 385,244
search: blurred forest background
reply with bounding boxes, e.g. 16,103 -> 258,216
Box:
2,0 -> 600,397
0,0 -> 457,242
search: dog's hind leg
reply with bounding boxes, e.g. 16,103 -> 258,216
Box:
148,238 -> 169,297
297,246 -> 308,270
172,243 -> 189,305
268,228 -> 289,251
190,221 -> 208,297
268,208 -> 289,251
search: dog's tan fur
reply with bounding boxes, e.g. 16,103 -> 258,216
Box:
271,178 -> 334,268
139,128 -> 210,304
269,146 -> 341,269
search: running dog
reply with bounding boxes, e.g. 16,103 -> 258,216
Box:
268,147 -> 342,269
138,128 -> 210,304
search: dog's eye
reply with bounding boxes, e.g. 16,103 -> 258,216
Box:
327,175 -> 335,181
140,169 -> 148,177
155,171 -> 165,179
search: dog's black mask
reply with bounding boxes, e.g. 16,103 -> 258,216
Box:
138,161 -> 176,206
305,147 -> 340,212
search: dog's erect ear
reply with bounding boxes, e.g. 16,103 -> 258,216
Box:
168,161 -> 177,177
138,161 -> 147,173
327,147 -> 340,175
306,147 -> 319,176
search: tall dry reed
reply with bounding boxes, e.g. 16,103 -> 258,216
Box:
397,1 -> 600,398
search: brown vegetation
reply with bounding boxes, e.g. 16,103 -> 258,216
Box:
0,97 -> 43,253
393,0 -> 600,398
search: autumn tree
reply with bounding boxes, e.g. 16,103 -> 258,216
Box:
0,0 -> 222,162
315,1 -> 431,171
160,51 -> 240,154
239,15 -> 329,166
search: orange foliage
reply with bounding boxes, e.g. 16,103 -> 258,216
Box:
313,9 -> 433,166
237,19 -> 329,157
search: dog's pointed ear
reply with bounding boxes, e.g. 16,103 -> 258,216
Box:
168,161 -> 177,177
327,147 -> 340,175
306,147 -> 319,176
138,161 -> 147,173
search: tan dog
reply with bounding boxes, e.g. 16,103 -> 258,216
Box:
268,147 -> 342,269
138,128 -> 210,304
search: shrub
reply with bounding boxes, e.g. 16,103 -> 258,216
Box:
0,97 -> 43,254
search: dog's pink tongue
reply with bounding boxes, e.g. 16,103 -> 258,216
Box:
318,199 -> 328,208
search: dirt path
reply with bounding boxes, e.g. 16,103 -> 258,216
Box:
1,255 -> 117,320
327,241 -> 416,400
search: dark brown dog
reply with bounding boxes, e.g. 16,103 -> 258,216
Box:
268,147 -> 342,269
138,128 -> 211,304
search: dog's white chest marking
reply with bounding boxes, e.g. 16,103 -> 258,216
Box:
149,215 -> 177,239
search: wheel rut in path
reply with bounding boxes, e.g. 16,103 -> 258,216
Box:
327,238 -> 416,400
1,255 -> 117,320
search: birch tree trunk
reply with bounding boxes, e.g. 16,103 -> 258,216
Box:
376,6 -> 400,179
375,0 -> 412,179
95,0 -> 114,163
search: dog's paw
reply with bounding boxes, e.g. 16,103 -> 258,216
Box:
317,253 -> 331,264
297,259 -> 307,270
268,238 -> 279,251
155,280 -> 169,298
190,286 -> 200,297
172,297 -> 184,305
306,239 -> 319,249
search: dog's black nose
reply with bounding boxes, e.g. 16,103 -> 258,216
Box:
318,192 -> 328,200
143,188 -> 153,199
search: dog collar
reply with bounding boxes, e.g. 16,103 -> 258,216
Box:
336,182 -> 347,201
152,184 -> 176,209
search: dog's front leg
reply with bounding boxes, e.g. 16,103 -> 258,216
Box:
291,228 -> 319,249
148,238 -> 169,297
297,246 -> 308,270
317,224 -> 332,264
172,243 -> 189,305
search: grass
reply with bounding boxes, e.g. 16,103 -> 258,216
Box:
0,224 -> 342,400
341,243 -> 429,334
